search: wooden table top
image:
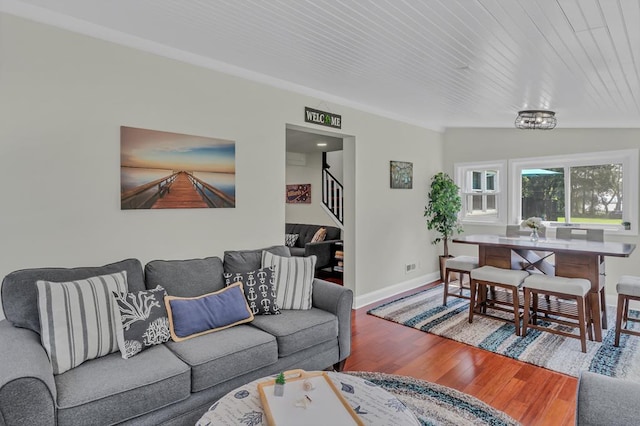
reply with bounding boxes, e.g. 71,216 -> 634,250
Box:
453,234 -> 636,257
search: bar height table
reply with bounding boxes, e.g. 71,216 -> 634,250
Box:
452,234 -> 636,342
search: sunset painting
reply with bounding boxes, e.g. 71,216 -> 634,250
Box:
120,126 -> 236,209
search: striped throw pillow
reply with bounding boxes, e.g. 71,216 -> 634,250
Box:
36,271 -> 128,374
261,251 -> 316,310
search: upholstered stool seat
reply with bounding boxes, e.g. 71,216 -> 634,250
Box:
471,266 -> 530,286
616,275 -> 640,297
522,275 -> 592,352
469,266 -> 529,336
524,275 -> 591,296
614,275 -> 640,346
443,256 -> 479,305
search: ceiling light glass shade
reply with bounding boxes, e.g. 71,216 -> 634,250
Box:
515,110 -> 557,130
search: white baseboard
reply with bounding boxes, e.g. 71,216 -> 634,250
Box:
353,272 -> 439,309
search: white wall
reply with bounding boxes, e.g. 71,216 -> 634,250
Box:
443,127 -> 640,300
0,14 -> 443,317
353,114 -> 442,305
285,151 -> 336,227
326,151 -> 344,183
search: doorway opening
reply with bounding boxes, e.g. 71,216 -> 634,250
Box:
285,124 -> 354,292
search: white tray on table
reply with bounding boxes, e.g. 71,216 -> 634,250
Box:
257,370 -> 364,426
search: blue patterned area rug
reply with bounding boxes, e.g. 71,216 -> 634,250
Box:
346,371 -> 519,426
367,286 -> 640,380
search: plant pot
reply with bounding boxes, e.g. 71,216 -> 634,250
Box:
439,255 -> 454,282
273,383 -> 285,397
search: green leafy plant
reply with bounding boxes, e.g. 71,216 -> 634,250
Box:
424,172 -> 463,257
275,372 -> 285,385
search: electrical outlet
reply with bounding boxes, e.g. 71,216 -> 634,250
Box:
405,263 -> 416,273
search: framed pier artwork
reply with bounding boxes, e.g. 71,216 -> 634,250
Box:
120,126 -> 236,209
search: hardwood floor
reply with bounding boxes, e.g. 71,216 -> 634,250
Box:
343,282 -> 577,426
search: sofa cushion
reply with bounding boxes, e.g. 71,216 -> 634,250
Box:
223,245 -> 290,273
114,285 -> 171,359
165,324 -> 277,392
37,271 -> 128,374
55,345 -> 190,426
223,266 -> 280,315
165,283 -> 254,342
249,309 -> 338,357
145,257 -> 225,296
1,258 -> 144,334
288,247 -> 305,257
262,251 -> 316,310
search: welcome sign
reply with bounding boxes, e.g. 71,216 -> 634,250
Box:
304,107 -> 342,129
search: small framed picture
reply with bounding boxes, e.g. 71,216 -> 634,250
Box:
286,184 -> 311,203
390,161 -> 413,189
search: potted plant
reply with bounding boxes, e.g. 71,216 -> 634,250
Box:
273,372 -> 285,397
622,221 -> 631,230
424,172 -> 463,281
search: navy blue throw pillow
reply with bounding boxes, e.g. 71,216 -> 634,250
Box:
164,282 -> 254,342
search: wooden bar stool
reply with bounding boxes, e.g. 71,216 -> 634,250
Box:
443,256 -> 479,306
522,275 -> 592,353
556,227 -> 608,329
614,275 -> 640,347
469,266 -> 530,336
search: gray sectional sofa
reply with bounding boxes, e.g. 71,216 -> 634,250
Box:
0,246 -> 353,426
285,223 -> 342,270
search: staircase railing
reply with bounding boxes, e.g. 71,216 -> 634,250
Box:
322,168 -> 343,225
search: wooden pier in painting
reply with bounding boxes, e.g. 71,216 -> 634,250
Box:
121,171 -> 235,209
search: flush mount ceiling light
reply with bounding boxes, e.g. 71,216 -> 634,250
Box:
515,110 -> 557,130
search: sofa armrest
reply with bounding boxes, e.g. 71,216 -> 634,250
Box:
576,371 -> 640,426
305,240 -> 340,270
0,320 -> 56,426
311,279 -> 353,362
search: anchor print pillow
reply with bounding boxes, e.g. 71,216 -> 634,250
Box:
113,285 -> 171,359
223,266 -> 280,315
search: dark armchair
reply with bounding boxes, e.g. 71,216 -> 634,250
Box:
285,223 -> 342,270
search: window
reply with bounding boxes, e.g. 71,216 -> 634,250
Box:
509,150 -> 638,230
455,161 -> 507,223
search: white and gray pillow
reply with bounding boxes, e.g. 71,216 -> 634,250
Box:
223,266 -> 280,315
36,271 -> 128,374
113,285 -> 170,359
261,251 -> 316,310
285,233 -> 299,247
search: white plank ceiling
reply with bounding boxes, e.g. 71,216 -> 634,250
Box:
3,0 -> 640,130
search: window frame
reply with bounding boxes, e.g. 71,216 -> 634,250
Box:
508,149 -> 638,233
455,160 -> 508,225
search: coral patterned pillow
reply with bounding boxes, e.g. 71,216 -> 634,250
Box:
113,285 -> 171,359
